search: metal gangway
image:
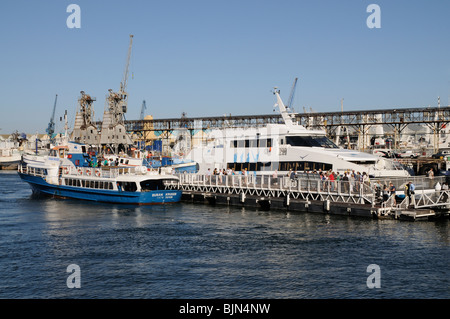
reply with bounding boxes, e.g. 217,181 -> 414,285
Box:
170,173 -> 376,205
374,175 -> 450,216
168,173 -> 450,214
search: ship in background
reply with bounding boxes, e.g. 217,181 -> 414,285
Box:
181,87 -> 413,178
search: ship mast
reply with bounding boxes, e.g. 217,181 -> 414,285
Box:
273,87 -> 296,129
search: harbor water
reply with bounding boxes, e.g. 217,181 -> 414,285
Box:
0,171 -> 448,299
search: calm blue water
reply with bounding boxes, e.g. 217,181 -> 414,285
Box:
0,171 -> 448,299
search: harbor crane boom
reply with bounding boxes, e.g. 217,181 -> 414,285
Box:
140,100 -> 147,120
120,34 -> 134,95
286,77 -> 298,111
46,94 -> 58,137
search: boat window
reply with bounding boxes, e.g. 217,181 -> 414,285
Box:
349,160 -> 377,165
278,161 -> 332,172
140,179 -> 166,191
117,182 -> 137,192
237,140 -> 244,148
249,139 -> 258,148
245,140 -> 250,148
285,136 -> 338,149
259,139 -> 267,148
226,162 -> 272,171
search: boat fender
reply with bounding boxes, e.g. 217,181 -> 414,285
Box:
95,169 -> 101,177
77,168 -> 83,175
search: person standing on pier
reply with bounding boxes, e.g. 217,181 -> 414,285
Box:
405,182 -> 411,203
383,185 -> 389,202
389,182 -> 397,205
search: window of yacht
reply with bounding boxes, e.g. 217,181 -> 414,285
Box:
286,136 -> 338,148
259,139 -> 267,148
250,139 -> 258,148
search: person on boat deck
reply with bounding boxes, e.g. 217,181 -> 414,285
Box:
117,182 -> 122,192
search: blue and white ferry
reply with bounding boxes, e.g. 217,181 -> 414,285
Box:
18,142 -> 182,205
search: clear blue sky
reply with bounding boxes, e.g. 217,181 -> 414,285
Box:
0,0 -> 449,134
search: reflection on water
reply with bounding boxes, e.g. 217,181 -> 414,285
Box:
0,171 -> 448,298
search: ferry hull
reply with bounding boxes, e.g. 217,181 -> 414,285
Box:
18,173 -> 181,205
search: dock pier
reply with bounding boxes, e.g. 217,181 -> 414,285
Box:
166,174 -> 450,221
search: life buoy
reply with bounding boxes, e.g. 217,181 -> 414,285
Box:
86,169 -> 92,176
63,167 -> 69,175
95,169 -> 101,177
77,168 -> 83,175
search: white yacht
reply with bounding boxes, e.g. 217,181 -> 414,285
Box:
182,88 -> 412,178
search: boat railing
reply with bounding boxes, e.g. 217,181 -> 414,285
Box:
61,165 -> 160,179
17,163 -> 46,177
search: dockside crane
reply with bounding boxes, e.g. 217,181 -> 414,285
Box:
140,100 -> 147,120
286,77 -> 298,112
106,34 -> 133,125
46,94 -> 58,139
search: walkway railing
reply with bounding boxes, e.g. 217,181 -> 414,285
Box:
170,173 -> 376,205
167,173 -> 450,211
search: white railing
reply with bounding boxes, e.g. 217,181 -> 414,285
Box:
18,164 -> 46,177
175,173 -> 375,199
171,173 -> 450,210
60,165 -> 161,178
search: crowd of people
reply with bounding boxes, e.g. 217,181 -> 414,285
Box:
87,156 -> 119,168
